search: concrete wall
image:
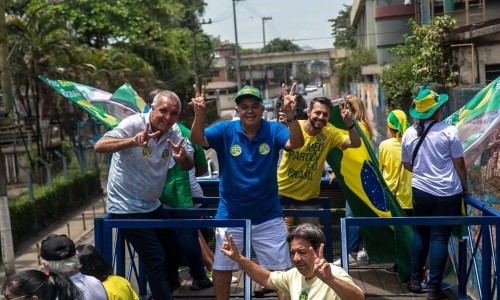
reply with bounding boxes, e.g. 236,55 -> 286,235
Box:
352,0 -> 377,49
452,36 -> 500,85
374,1 -> 414,65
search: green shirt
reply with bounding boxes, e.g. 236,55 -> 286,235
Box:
160,123 -> 207,208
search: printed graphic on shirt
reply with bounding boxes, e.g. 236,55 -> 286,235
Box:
230,144 -> 242,157
259,143 -> 270,155
298,291 -> 308,300
285,138 -> 325,180
143,146 -> 152,158
161,149 -> 170,160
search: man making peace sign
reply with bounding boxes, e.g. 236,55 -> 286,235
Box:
191,83 -> 304,299
221,223 -> 365,300
95,90 -> 194,300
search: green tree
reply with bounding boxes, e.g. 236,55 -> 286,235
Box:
336,46 -> 376,92
329,5 -> 356,49
380,58 -> 415,110
7,10 -> 76,160
261,38 -> 301,53
381,15 -> 459,109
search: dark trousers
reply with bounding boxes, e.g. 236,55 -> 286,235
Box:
168,209 -> 206,281
410,188 -> 462,292
111,206 -> 183,300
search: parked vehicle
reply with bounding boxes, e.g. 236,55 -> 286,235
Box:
305,85 -> 317,92
263,99 -> 274,111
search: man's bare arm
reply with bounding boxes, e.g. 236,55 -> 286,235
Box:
220,233 -> 277,291
95,123 -> 161,154
323,276 -> 365,300
95,136 -> 136,154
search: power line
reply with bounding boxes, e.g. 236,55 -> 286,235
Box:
226,28 -> 413,46
237,35 -> 334,46
209,5 -> 234,23
240,1 -> 265,19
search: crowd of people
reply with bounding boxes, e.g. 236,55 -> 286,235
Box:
2,84 -> 468,300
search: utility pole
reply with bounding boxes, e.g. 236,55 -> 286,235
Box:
0,0 -> 15,277
261,16 -> 272,98
192,18 -> 212,88
232,0 -> 242,89
0,0 -> 14,119
0,147 -> 16,276
262,16 -> 272,48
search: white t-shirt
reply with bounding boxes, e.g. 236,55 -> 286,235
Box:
401,120 -> 465,196
70,272 -> 108,300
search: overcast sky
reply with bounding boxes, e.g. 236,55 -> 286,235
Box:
201,0 -> 352,50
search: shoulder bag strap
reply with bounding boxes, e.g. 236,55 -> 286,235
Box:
411,120 -> 438,166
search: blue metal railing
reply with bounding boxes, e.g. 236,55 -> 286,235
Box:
95,180 -> 499,299
95,217 -> 252,299
191,196 -> 333,261
339,194 -> 500,300
94,195 -> 334,298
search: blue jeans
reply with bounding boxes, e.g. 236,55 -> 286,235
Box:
345,202 -> 360,255
410,188 -> 462,291
111,206 -> 183,300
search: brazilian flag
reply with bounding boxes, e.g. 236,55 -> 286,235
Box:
444,76 -> 500,166
39,76 -> 148,129
326,106 -> 413,283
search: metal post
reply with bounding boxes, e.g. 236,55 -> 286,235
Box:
232,0 -> 242,89
53,150 -> 68,179
261,16 -> 271,98
481,223 -> 492,299
262,16 -> 272,48
458,238 -> 467,296
0,148 -> 16,275
36,157 -> 52,186
71,144 -> 85,171
0,0 -> 15,118
19,164 -> 34,202
192,20 -> 199,88
82,213 -> 86,231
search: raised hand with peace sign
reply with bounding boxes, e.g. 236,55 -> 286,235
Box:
281,82 -> 298,122
190,84 -> 206,114
133,123 -> 161,147
311,243 -> 333,282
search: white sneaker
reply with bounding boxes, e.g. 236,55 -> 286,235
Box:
333,253 -> 357,266
357,249 -> 369,261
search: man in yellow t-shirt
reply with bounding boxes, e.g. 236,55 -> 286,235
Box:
278,97 -> 361,229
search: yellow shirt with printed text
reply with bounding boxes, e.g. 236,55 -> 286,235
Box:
278,121 -> 346,201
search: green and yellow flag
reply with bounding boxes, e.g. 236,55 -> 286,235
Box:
444,77 -> 500,167
39,76 -> 148,129
326,105 -> 413,283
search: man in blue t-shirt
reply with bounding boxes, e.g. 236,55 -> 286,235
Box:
191,83 -> 304,299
